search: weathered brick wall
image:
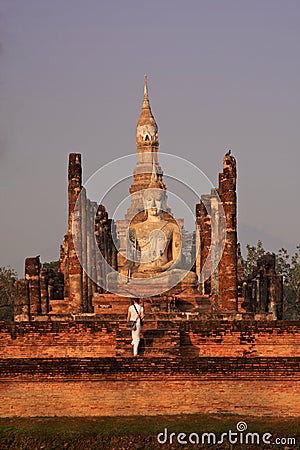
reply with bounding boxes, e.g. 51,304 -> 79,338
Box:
0,357 -> 299,417
0,319 -> 300,358
180,320 -> 300,357
0,321 -> 117,358
3,379 -> 299,417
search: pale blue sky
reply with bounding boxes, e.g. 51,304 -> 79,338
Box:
0,0 -> 299,275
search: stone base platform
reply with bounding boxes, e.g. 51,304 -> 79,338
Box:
93,292 -> 212,315
49,291 -> 213,316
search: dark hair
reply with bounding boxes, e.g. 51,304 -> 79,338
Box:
134,298 -> 140,304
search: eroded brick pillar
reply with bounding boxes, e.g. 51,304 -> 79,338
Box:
217,154 -> 238,312
94,205 -> 103,294
91,201 -> 98,303
111,220 -> 118,271
67,153 -> 83,313
242,254 -> 283,319
85,199 -> 97,312
14,280 -> 30,321
25,256 -> 41,316
59,234 -> 69,298
196,197 -> 212,295
273,275 -> 283,320
40,268 -> 49,314
80,187 -> 89,311
95,205 -> 107,292
94,204 -> 118,294
258,255 -> 283,319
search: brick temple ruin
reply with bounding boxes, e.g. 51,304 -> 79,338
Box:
1,77 -> 299,418
14,75 -> 283,322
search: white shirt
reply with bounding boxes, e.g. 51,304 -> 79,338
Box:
128,303 -> 144,322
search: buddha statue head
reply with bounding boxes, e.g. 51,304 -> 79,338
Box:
143,188 -> 167,219
142,162 -> 167,220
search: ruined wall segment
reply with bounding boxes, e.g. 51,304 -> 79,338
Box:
57,153 -> 118,313
94,204 -> 118,295
19,257 -> 64,319
196,153 -> 238,312
16,153 -> 119,318
243,254 -> 283,319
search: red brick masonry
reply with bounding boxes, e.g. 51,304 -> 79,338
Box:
0,357 -> 299,417
1,319 -> 299,358
1,319 -> 299,417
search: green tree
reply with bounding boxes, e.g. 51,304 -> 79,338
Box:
244,240 -> 266,276
43,260 -> 60,273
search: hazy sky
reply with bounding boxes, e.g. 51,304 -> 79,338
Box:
1,0 -> 299,276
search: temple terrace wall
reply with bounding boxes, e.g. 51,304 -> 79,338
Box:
0,357 -> 300,417
0,319 -> 300,358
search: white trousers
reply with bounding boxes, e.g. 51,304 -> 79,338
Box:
132,320 -> 141,356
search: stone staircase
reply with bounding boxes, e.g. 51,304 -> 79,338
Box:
116,321 -> 181,357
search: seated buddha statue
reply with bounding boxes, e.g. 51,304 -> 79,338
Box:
120,173 -> 197,286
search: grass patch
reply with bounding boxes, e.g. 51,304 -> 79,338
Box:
0,415 -> 299,449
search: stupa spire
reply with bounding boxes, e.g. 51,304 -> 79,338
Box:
143,74 -> 148,101
136,75 -> 158,146
125,76 -> 167,221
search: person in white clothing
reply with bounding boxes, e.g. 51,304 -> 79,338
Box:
127,298 -> 144,356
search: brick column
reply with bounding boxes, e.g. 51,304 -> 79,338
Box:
59,234 -> 69,298
80,187 -> 88,311
95,205 -> 106,292
217,154 -> 238,312
14,280 -> 30,321
88,201 -> 98,311
25,256 -> 41,316
196,197 -> 212,295
40,268 -> 49,314
67,153 -> 83,313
